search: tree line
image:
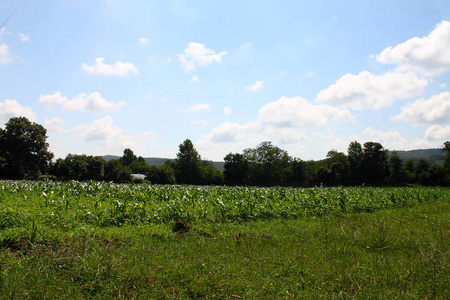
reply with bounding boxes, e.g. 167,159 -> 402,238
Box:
1,116 -> 449,186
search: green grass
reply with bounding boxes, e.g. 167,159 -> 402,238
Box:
0,181 -> 449,298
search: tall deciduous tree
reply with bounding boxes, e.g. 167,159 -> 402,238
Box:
388,151 -> 406,186
326,150 -> 350,186
0,116 -> 53,179
175,139 -> 202,184
362,141 -> 389,185
120,148 -> 137,166
243,141 -> 291,186
347,141 -> 363,186
224,153 -> 249,186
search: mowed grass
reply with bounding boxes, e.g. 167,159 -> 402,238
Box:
0,182 -> 449,299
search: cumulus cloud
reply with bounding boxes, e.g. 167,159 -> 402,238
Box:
316,71 -> 428,109
0,44 -> 13,65
185,103 -> 210,112
203,121 -> 253,144
196,96 -> 353,159
81,116 -> 153,153
81,57 -> 139,77
425,125 -> 450,140
18,33 -> 30,42
393,92 -> 450,125
0,100 -> 37,123
357,127 -> 435,151
39,91 -> 125,112
246,79 -> 265,92
44,117 -> 66,133
362,127 -> 410,150
179,42 -> 227,71
259,96 -> 353,128
377,21 -> 450,76
39,91 -> 68,106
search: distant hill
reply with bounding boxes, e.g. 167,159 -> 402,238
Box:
102,155 -> 225,171
392,148 -> 446,165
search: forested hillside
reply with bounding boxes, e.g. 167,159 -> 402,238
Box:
394,149 -> 446,165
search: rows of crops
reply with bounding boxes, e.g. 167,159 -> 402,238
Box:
1,180 -> 448,231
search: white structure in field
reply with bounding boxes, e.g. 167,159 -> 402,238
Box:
131,174 -> 147,180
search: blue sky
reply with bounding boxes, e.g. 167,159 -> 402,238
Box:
1,0 -> 450,161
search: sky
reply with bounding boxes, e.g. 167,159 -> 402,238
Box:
1,0 -> 450,162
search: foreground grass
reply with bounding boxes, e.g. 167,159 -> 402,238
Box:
1,196 -> 448,299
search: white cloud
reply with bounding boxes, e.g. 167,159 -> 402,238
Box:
0,44 -> 13,65
246,79 -> 265,92
196,96 -> 353,160
186,103 -> 210,112
425,125 -> 450,141
202,121 -> 252,144
179,42 -> 227,71
18,33 -> 30,42
0,100 -> 37,123
362,127 -> 410,150
377,21 -> 450,76
39,91 -> 68,106
316,71 -> 428,109
44,117 -> 66,133
138,37 -> 148,44
47,116 -> 155,157
223,106 -> 232,115
64,92 -> 125,112
81,57 -> 139,77
259,96 -> 353,128
189,75 -> 201,83
81,116 -> 145,153
39,91 -> 125,112
393,92 -> 450,125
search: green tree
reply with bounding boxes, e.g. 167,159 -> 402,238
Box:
0,116 -> 53,179
155,164 -> 177,184
415,159 -> 431,185
200,160 -> 224,185
443,141 -> 450,185
120,148 -> 137,166
388,151 -> 406,186
224,153 -> 249,186
429,164 -> 446,186
326,150 -> 350,186
404,159 -> 415,184
175,139 -> 202,184
347,141 -> 364,186
50,154 -> 105,181
288,158 -> 305,187
243,141 -> 292,186
104,159 -> 131,183
362,142 -> 389,186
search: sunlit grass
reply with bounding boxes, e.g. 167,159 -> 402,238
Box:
0,181 -> 448,298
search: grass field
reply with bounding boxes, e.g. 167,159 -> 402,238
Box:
0,181 -> 449,299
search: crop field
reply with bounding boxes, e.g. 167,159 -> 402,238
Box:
0,181 -> 449,298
